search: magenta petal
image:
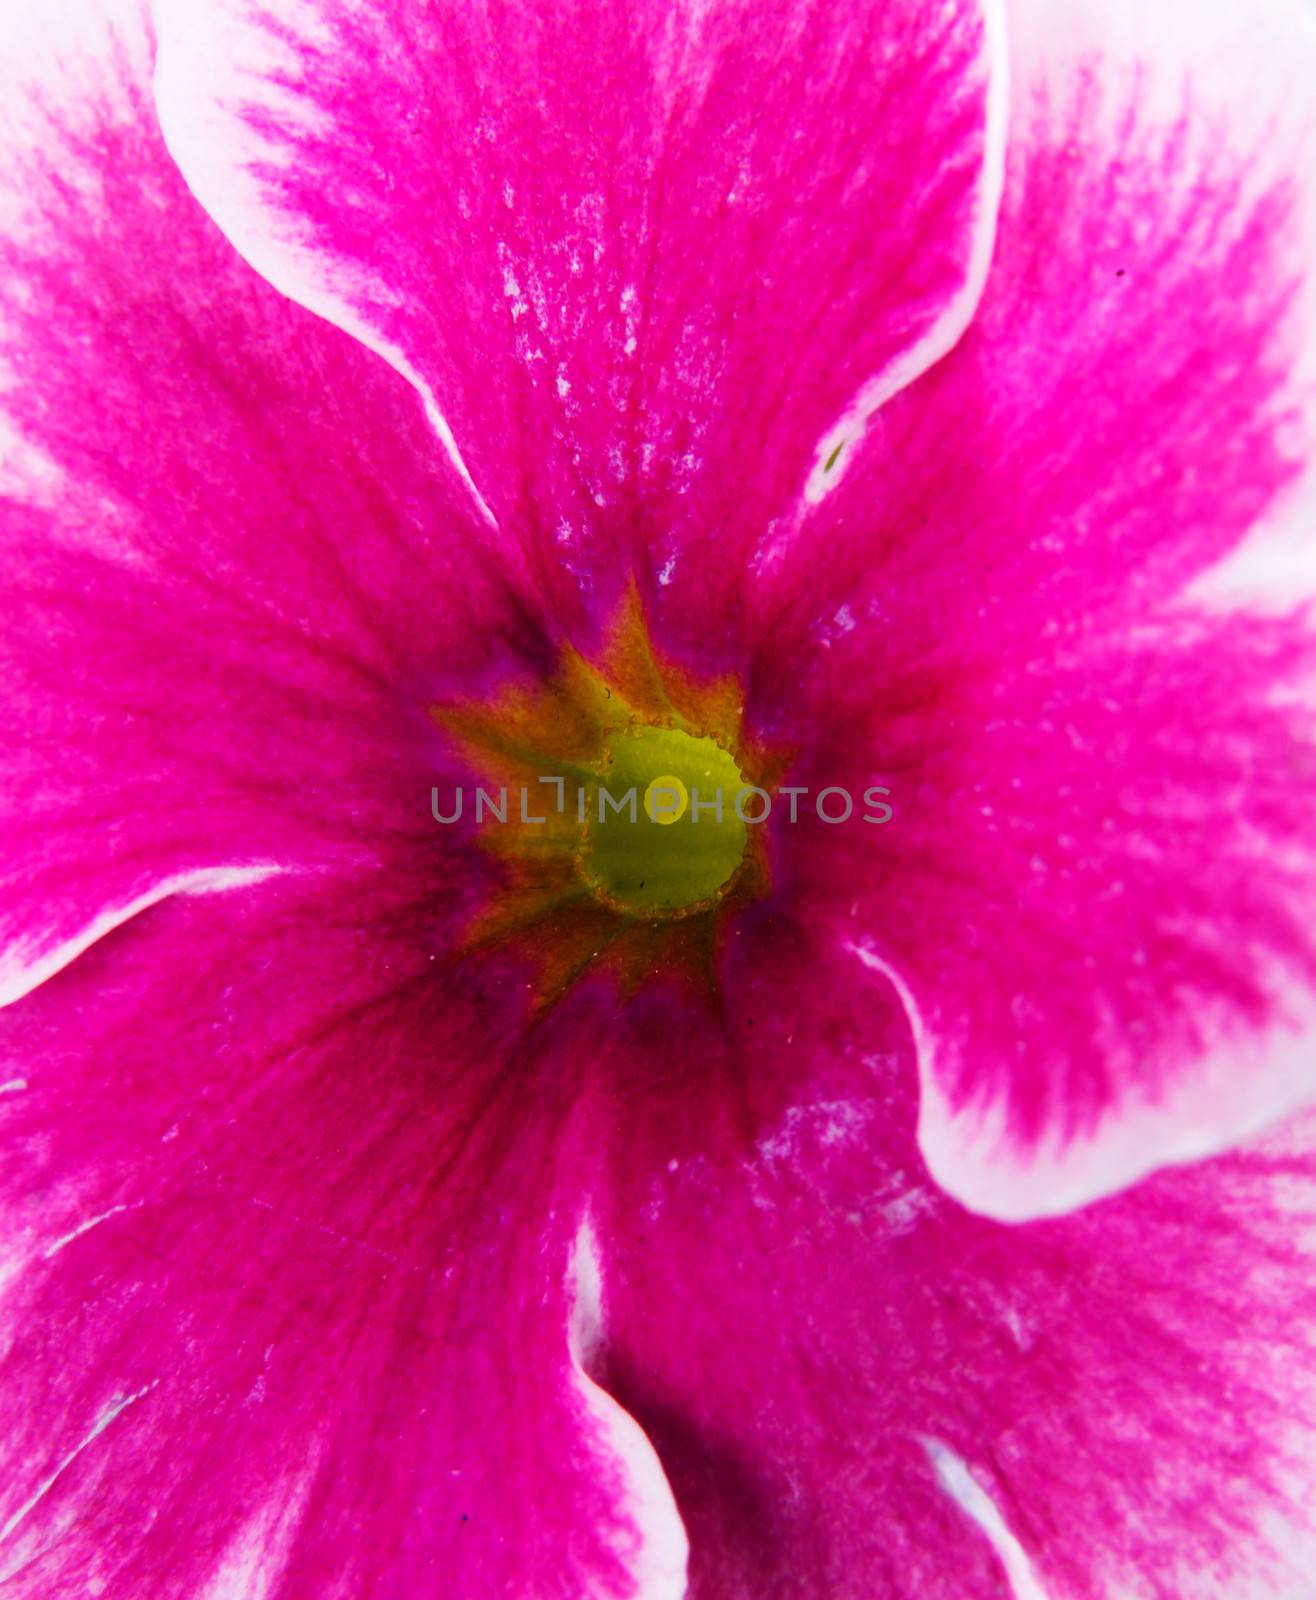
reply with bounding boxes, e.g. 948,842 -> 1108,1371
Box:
0,36 -> 531,1002
593,935 -> 1316,1599
0,876 -> 685,1598
742,0 -> 1316,1219
152,0 -> 1005,585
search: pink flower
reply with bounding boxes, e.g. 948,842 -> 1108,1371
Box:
3,0 -> 1316,1594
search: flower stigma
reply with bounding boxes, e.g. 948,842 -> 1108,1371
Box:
644,773 -> 688,825
583,725 -> 750,916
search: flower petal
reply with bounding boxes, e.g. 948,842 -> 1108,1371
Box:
743,0 -> 1316,1219
152,0 -> 1005,596
591,931 -> 1316,1598
0,21 -> 531,1002
0,873 -> 686,1599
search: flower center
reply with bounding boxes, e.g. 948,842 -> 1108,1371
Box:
580,724 -> 750,916
432,582 -> 789,1011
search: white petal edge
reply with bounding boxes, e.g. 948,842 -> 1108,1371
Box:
0,1381 -> 159,1571
0,0 -> 149,153
569,1223 -> 689,1600
851,939 -> 1316,1222
802,0 -> 1009,504
0,865 -> 283,1010
150,0 -> 495,528
1007,0 -> 1316,616
923,1438 -> 1049,1600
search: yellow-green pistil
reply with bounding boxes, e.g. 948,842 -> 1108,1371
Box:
580,724 -> 751,916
